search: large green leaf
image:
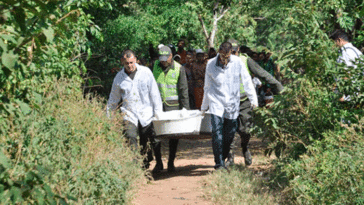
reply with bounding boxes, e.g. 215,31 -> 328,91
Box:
0,151 -> 11,169
1,50 -> 18,70
14,99 -> 31,115
42,27 -> 54,42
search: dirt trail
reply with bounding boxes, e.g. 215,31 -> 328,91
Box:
133,137 -> 272,205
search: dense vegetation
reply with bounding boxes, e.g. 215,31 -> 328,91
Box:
1,0 -> 364,204
0,1 -> 145,203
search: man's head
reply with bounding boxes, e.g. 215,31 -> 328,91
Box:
227,39 -> 239,55
330,30 -> 350,47
177,39 -> 185,49
240,46 -> 252,55
251,52 -> 258,61
186,50 -> 194,65
208,47 -> 217,59
219,42 -> 232,65
159,46 -> 173,67
196,49 -> 205,63
121,50 -> 137,73
258,52 -> 265,61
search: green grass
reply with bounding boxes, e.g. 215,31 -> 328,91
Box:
202,164 -> 279,205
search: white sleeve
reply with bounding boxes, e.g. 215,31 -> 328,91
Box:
201,64 -> 211,111
106,76 -> 122,118
240,62 -> 258,107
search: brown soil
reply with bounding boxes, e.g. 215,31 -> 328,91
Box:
132,136 -> 273,205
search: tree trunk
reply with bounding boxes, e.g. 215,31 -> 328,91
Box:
198,3 -> 230,49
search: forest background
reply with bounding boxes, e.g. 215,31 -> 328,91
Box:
1,0 -> 364,204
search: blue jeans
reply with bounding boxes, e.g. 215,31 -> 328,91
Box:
211,114 -> 238,169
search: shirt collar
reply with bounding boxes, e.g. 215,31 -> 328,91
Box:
123,63 -> 139,75
340,43 -> 354,53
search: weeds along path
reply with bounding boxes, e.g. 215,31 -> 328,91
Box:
133,137 -> 274,205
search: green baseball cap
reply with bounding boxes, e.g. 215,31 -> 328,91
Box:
159,46 -> 172,61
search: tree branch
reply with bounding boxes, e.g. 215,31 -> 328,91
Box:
253,17 -> 266,20
198,14 -> 210,40
217,7 -> 230,21
56,9 -> 80,24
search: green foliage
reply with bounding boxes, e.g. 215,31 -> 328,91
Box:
248,0 -> 364,204
0,79 -> 145,204
255,80 -> 329,157
85,0 -> 257,96
85,0 -> 205,96
283,119 -> 364,204
0,0 -> 107,118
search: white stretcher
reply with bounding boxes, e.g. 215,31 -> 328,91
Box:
152,109 -> 212,139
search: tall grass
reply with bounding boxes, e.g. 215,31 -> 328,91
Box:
202,165 -> 279,205
0,79 -> 146,204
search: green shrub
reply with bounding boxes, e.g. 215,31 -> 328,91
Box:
282,119 -> 364,204
0,79 -> 146,204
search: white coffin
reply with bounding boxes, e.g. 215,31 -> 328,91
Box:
153,110 -> 203,136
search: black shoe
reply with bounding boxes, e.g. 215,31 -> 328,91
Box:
167,162 -> 176,172
152,162 -> 163,173
225,152 -> 235,167
243,150 -> 252,166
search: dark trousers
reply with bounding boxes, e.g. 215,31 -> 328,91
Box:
123,120 -> 159,167
154,105 -> 183,165
168,139 -> 178,164
153,135 -> 179,165
211,114 -> 238,169
237,99 -> 253,152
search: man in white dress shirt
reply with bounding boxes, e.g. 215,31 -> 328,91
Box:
201,42 -> 258,170
330,30 -> 363,102
107,49 -> 163,169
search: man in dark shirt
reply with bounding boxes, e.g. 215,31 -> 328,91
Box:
177,39 -> 188,66
227,39 -> 284,166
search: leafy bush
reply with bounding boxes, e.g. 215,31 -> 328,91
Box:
0,79 -> 145,204
283,119 -> 364,204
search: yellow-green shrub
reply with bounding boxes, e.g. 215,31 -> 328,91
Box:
0,79 -> 146,204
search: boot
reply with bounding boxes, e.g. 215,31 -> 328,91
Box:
152,142 -> 163,173
167,161 -> 175,172
243,149 -> 252,166
152,161 -> 163,173
225,152 -> 235,167
167,139 -> 178,172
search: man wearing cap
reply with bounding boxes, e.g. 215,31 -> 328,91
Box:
107,49 -> 163,169
201,42 -> 258,170
226,39 -> 284,166
192,49 -> 207,110
152,45 -> 190,173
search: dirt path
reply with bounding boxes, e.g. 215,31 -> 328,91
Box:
133,137 -> 273,205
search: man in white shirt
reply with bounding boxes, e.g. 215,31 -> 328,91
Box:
201,42 -> 258,170
107,50 -> 163,169
330,30 -> 363,102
